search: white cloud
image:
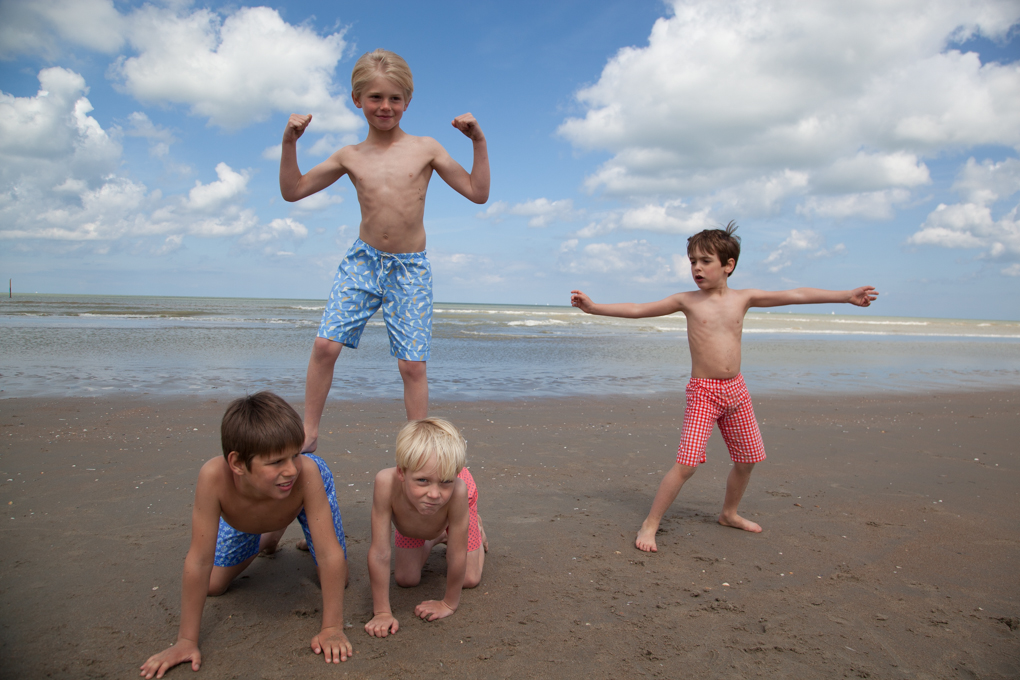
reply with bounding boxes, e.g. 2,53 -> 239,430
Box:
910,202 -> 1020,259
574,201 -> 714,238
797,189 -> 912,220
763,229 -> 847,272
908,154 -> 1020,264
560,239 -> 688,283
0,0 -> 126,59
951,157 -> 1020,205
0,69 -> 298,251
125,111 -> 176,158
477,198 -> 577,227
289,190 -> 344,213
559,0 -> 1020,220
1003,263 -> 1020,276
110,5 -> 361,132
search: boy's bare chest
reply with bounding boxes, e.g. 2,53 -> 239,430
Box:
220,491 -> 304,535
392,504 -> 450,540
346,148 -> 433,193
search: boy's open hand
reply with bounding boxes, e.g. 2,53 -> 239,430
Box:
311,626 -> 352,663
570,290 -> 594,313
139,639 -> 201,679
451,113 -> 484,141
284,114 -> 313,142
414,599 -> 456,622
847,286 -> 879,307
365,612 -> 400,638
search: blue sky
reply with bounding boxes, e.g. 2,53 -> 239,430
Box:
1,0 -> 1019,320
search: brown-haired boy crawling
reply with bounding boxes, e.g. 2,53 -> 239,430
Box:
280,49 -> 490,452
141,392 -> 351,679
570,223 -> 878,553
365,418 -> 487,637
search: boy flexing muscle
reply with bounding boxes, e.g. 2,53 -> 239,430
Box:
280,49 -> 489,451
571,223 -> 878,552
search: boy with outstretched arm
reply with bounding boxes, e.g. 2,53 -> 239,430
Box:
570,223 -> 878,553
365,418 -> 487,637
140,392 -> 351,679
280,49 -> 490,452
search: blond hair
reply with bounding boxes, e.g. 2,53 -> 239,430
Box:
395,418 -> 465,482
351,49 -> 414,101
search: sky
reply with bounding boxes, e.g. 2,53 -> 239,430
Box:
1,0 -> 1019,320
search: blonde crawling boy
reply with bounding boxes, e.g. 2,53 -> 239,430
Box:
141,392 -> 351,679
571,223 -> 878,553
365,418 -> 487,637
280,49 -> 490,451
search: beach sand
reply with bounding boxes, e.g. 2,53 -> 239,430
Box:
1,390 -> 1018,679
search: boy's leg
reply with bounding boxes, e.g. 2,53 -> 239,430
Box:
303,337 -> 343,452
715,375 -> 765,533
397,359 -> 428,420
394,543 -> 433,587
208,526 -> 285,595
718,462 -> 762,532
636,462 -> 697,552
464,514 -> 487,588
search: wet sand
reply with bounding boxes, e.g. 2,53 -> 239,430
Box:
1,390 -> 1018,679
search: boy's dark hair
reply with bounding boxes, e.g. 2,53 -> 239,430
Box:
221,392 -> 304,469
687,220 -> 740,276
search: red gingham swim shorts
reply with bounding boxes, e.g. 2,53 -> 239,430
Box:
394,467 -> 481,552
677,374 -> 766,468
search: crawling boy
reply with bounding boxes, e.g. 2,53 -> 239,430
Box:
141,392 -> 351,679
280,49 -> 490,451
571,222 -> 878,553
365,418 -> 487,636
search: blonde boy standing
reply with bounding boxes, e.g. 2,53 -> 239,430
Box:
280,49 -> 490,452
571,223 -> 878,552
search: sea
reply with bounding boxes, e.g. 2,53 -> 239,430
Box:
2,294 -> 1018,401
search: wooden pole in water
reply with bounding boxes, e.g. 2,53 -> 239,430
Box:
8,279 -> 10,298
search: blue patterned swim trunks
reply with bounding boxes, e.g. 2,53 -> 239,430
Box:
213,454 -> 347,567
317,239 -> 432,361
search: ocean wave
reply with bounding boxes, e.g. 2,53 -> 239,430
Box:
506,319 -> 568,327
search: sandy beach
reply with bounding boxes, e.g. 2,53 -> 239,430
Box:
1,389 -> 1018,679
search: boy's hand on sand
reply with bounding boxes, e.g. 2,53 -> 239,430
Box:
284,114 -> 313,142
414,599 -> 456,622
451,113 -> 484,141
570,290 -> 594,313
311,626 -> 352,663
847,286 -> 878,307
365,612 -> 400,638
139,639 -> 201,679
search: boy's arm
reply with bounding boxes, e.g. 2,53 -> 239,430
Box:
414,483 -> 469,622
570,289 -> 687,319
301,460 -> 352,663
747,286 -> 878,309
140,464 -> 220,679
365,471 -> 399,638
430,113 -> 489,204
279,114 -> 347,202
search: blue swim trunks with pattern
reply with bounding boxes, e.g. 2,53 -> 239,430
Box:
213,454 -> 347,568
317,238 -> 432,362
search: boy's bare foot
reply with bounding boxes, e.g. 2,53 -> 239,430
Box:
718,513 -> 762,533
478,516 -> 489,553
635,519 -> 659,552
296,539 -> 309,551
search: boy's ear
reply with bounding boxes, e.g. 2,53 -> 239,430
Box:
351,91 -> 363,109
226,451 -> 247,475
724,258 -> 736,274
395,467 -> 406,483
